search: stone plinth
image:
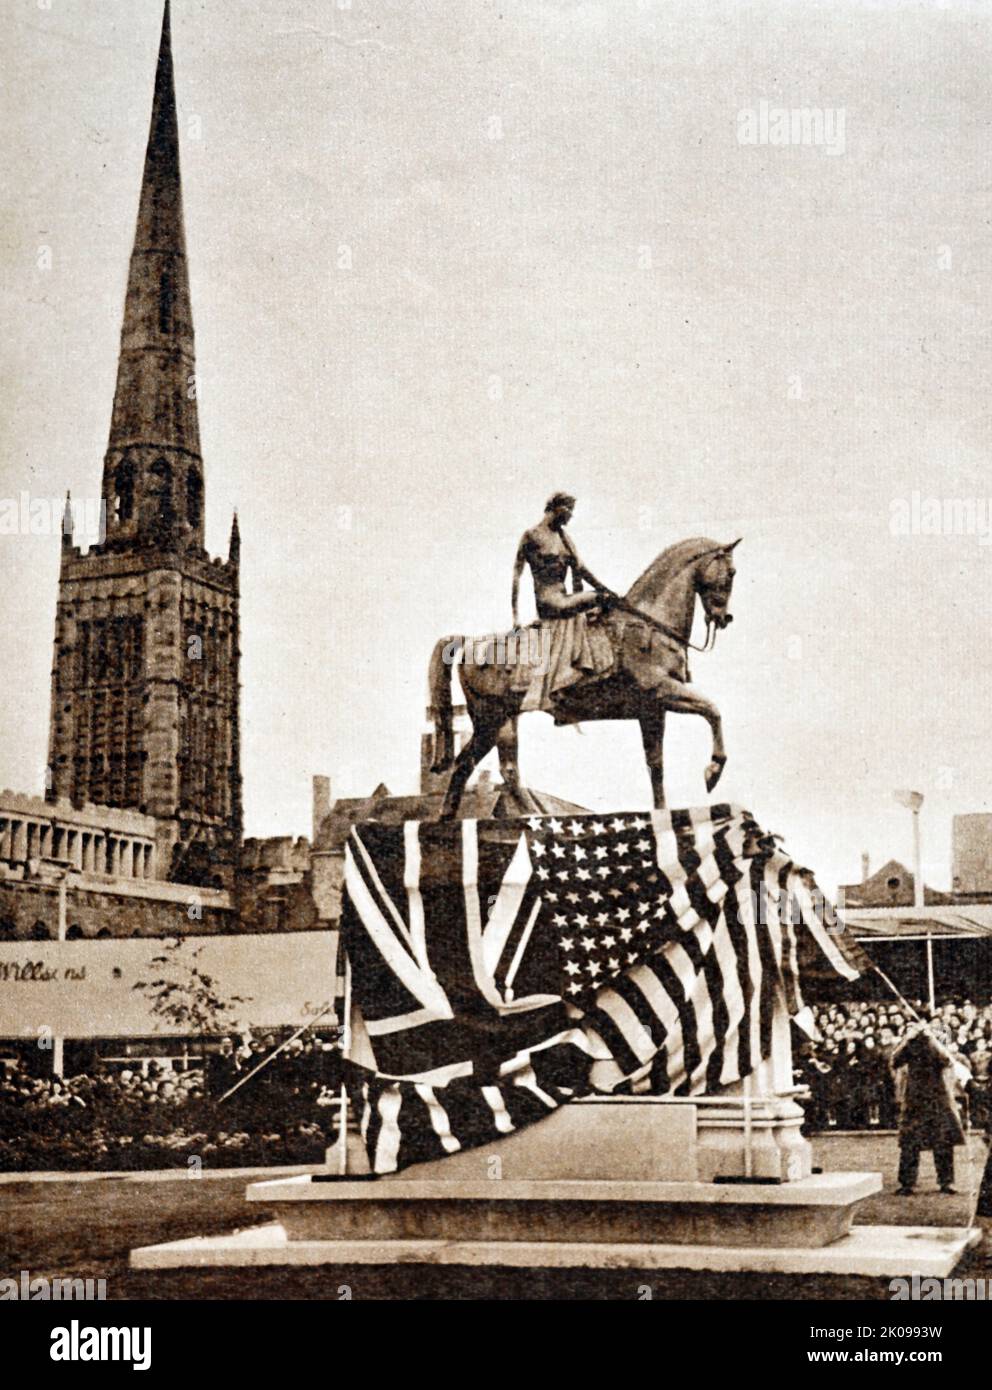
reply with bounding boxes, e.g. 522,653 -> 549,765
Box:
326,1093 -> 812,1185
346,1096 -> 700,1183
128,1093 -> 981,1279
246,1171 -> 880,1249
693,1094 -> 813,1183
127,1069 -> 978,1281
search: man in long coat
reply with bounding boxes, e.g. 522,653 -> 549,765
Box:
892,1019 -> 967,1195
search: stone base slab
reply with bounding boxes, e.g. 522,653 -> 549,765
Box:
244,1171 -> 881,1248
130,1221 -> 981,1278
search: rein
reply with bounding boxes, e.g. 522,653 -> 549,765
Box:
610,596 -> 716,653
610,544 -> 730,653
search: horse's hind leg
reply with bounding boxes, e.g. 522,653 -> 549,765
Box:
495,714 -> 538,815
639,706 -> 667,809
439,718 -> 498,820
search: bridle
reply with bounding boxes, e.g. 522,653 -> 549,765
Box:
608,544 -> 733,654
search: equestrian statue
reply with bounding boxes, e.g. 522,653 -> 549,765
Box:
428,492 -> 739,819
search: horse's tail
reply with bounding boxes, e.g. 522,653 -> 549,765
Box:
428,636 -> 463,773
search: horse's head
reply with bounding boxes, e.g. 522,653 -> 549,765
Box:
695,539 -> 740,631
626,535 -> 741,646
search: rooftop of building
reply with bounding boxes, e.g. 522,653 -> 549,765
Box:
839,857 -> 952,909
313,771 -> 589,852
0,790 -> 159,836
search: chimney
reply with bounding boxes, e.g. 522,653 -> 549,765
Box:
312,775 -> 332,840
861,852 -> 870,884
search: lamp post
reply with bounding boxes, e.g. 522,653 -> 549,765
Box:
894,789 -> 932,1009
893,789 -> 924,907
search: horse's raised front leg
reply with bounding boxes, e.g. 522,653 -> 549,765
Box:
638,706 -> 667,808
652,678 -> 726,793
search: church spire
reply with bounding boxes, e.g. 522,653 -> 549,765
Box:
49,1 -> 242,885
60,490 -> 73,551
101,1 -> 204,553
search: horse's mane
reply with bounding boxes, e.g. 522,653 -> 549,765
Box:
626,537 -> 723,605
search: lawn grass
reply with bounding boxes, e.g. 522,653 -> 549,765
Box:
2,1133 -> 988,1300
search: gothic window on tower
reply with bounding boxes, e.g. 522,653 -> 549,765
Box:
173,387 -> 187,445
128,615 -> 144,681
148,457 -> 175,539
93,623 -> 109,683
186,468 -> 202,529
205,718 -> 218,810
113,458 -> 135,524
159,267 -> 175,335
186,625 -> 204,685
126,747 -> 143,807
76,621 -> 90,685
89,751 -> 105,806
109,754 -> 125,805
110,618 -> 127,682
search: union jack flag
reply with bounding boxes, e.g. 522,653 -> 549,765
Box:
341,804 -> 863,1174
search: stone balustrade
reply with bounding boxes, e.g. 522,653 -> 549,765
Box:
0,790 -> 158,882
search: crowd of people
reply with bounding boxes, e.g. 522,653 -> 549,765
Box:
0,1031 -> 343,1171
5,1001 -> 992,1170
797,999 -> 992,1132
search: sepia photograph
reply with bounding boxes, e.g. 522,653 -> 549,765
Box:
2,0 -> 991,1353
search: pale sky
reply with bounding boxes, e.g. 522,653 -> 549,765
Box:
2,0 -> 990,894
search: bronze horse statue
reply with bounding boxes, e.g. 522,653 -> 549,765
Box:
428,536 -> 739,819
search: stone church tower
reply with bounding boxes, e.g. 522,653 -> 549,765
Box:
47,3 -> 242,887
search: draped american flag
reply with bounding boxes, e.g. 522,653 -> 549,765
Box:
341,804 -> 864,1174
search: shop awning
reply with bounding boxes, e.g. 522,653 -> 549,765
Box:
839,905 -> 992,940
